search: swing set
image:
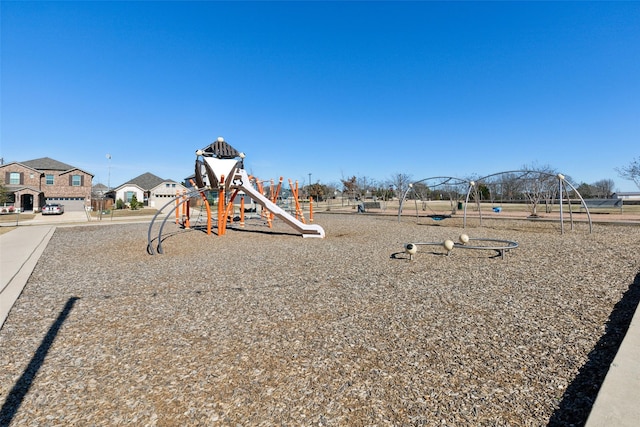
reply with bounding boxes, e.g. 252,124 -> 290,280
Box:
398,177 -> 469,222
398,170 -> 594,234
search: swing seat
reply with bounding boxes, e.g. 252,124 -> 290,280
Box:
427,214 -> 451,221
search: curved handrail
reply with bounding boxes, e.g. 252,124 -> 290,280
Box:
147,187 -> 208,255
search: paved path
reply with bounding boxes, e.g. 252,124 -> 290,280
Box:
585,305 -> 640,427
0,225 -> 55,329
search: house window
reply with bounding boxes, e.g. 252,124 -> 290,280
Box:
125,191 -> 135,202
9,172 -> 21,185
46,174 -> 54,185
72,175 -> 82,186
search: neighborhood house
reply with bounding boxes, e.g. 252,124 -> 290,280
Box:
0,157 -> 94,212
112,172 -> 186,210
1,158 -> 189,214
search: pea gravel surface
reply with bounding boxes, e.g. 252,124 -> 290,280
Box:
1,213 -> 639,426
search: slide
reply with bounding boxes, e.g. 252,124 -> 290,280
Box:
235,170 -> 325,238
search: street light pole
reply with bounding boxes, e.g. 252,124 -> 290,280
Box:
308,173 -> 312,198
106,154 -> 112,191
105,154 -> 112,217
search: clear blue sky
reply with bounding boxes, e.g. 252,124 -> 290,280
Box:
2,1 -> 639,191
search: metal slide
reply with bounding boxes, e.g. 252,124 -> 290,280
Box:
234,169 -> 325,238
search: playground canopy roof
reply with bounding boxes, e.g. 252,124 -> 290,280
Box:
201,139 -> 241,159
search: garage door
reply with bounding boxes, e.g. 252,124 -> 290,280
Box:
46,198 -> 86,212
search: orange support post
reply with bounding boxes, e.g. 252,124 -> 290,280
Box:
296,180 -> 305,223
269,178 -> 275,202
288,179 -> 296,219
240,195 -> 245,227
309,196 -> 314,223
289,179 -> 305,223
274,177 -> 283,203
256,178 -> 273,227
183,191 -> 191,229
256,179 -> 268,221
268,179 -> 275,221
224,189 -> 240,228
269,177 -> 283,223
218,175 -> 225,236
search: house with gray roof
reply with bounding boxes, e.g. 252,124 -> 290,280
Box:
112,172 -> 186,210
0,157 -> 93,212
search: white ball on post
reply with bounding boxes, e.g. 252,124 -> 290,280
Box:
405,243 -> 418,260
444,239 -> 454,255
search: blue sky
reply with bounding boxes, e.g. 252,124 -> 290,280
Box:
2,1 -> 639,191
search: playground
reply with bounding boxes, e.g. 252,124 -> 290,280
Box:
2,137 -> 640,425
1,212 -> 639,425
144,138 -> 640,258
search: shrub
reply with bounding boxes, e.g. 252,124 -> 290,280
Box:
130,194 -> 140,210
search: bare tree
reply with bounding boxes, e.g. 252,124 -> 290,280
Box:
325,182 -> 341,200
442,183 -> 465,213
389,173 -> 412,201
520,164 -> 558,216
356,176 -> 374,200
504,173 -> 525,201
409,182 -> 430,200
591,179 -> 615,198
616,157 -> 640,190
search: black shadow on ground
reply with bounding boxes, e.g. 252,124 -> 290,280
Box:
547,272 -> 640,426
233,227 -> 299,237
0,297 -> 80,425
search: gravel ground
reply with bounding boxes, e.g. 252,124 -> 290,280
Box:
1,213 -> 639,426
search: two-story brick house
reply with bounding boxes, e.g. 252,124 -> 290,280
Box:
0,157 -> 93,212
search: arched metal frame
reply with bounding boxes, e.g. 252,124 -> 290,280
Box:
399,171 -> 592,234
146,186 -> 210,255
398,176 -> 470,223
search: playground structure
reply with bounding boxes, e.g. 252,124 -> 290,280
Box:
147,137 -> 325,254
399,171 -> 594,234
402,234 -> 519,260
399,177 -> 469,221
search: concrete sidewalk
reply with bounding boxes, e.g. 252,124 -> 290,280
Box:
0,225 -> 56,329
586,304 -> 640,427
